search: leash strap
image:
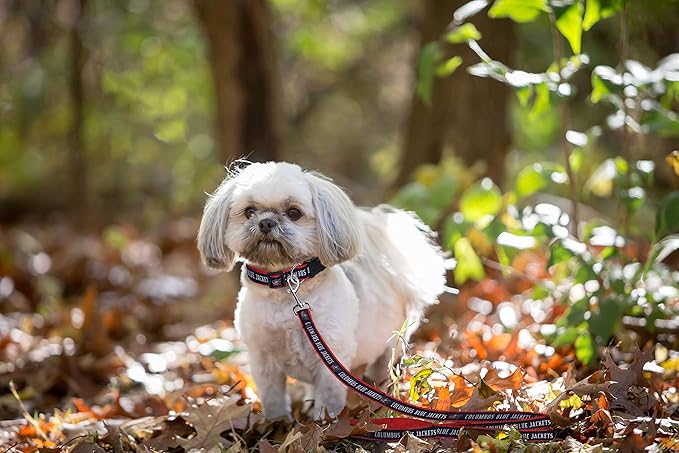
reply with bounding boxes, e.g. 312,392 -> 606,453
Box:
354,418 -> 555,442
246,258 -> 325,288
295,308 -> 555,442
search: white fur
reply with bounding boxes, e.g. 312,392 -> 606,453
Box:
197,162 -> 446,420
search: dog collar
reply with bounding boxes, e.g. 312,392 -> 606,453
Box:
245,258 -> 326,289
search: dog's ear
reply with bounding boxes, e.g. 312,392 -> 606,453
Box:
306,172 -> 361,266
197,177 -> 237,271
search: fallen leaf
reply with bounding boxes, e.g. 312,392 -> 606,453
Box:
433,386 -> 451,411
448,374 -> 474,408
71,440 -> 106,453
177,395 -> 251,451
259,439 -> 278,453
483,367 -> 525,391
324,408 -> 384,441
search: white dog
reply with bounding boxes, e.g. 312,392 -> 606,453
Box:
197,162 -> 446,420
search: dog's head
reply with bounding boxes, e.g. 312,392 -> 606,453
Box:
197,162 -> 361,271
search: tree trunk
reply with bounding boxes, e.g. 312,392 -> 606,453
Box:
396,0 -> 515,187
194,0 -> 282,164
69,0 -> 87,225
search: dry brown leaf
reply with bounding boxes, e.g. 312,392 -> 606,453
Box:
276,423 -> 324,453
603,347 -> 658,415
259,439 -> 278,453
177,396 -> 251,451
398,432 -> 432,453
324,408 -> 384,441
100,423 -> 126,453
457,386 -> 502,411
433,386 -> 450,411
277,428 -> 304,453
449,374 -> 474,408
71,440 -> 107,453
483,367 -> 525,391
604,347 -> 653,390
139,417 -> 195,451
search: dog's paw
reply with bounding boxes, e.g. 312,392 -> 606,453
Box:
312,394 -> 345,421
262,401 -> 292,422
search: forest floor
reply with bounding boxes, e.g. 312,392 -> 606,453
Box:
0,221 -> 677,452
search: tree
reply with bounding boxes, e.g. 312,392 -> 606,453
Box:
194,0 -> 282,164
395,0 -> 515,187
69,0 -> 87,225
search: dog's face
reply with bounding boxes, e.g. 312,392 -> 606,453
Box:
197,162 -> 361,270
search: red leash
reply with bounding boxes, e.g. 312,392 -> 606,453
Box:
294,307 -> 555,442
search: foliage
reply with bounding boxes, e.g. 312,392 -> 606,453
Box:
404,0 -> 679,366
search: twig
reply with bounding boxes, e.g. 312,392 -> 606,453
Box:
549,11 -> 579,239
8,381 -> 50,443
1,443 -> 19,453
619,3 -> 633,237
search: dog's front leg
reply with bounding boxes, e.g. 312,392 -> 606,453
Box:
312,364 -> 347,419
249,351 -> 290,420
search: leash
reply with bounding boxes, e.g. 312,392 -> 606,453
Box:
285,267 -> 555,443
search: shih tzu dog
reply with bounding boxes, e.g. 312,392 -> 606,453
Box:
197,162 -> 446,420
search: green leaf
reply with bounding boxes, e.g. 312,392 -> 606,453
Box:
515,162 -> 567,198
640,108 -> 679,137
454,237 -> 485,284
618,186 -> 645,214
530,82 -> 551,119
655,192 -> 679,238
515,85 -> 533,107
556,2 -> 584,54
552,326 -> 579,347
401,355 -> 434,369
154,119 -> 187,143
417,42 -> 441,105
588,298 -> 624,342
569,147 -> 584,172
590,72 -> 609,104
436,56 -> 463,77
488,0 -> 550,23
583,0 -> 623,31
590,65 -> 623,104
445,23 -> 482,44
561,298 -> 589,327
391,182 -> 429,209
429,173 -> 460,209
459,178 -> 503,222
443,214 -> 473,250
409,369 -> 434,402
548,238 -> 587,267
575,332 -> 596,365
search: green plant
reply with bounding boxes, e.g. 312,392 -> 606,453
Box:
393,0 -> 679,366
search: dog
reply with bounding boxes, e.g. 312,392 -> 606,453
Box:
197,162 -> 446,420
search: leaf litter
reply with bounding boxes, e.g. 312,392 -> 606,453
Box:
0,222 -> 678,452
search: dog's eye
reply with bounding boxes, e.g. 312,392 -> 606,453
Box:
286,208 -> 302,221
244,206 -> 256,219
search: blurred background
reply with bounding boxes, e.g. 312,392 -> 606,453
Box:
1,0 -> 677,227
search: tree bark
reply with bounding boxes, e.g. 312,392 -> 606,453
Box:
194,0 -> 282,164
396,0 -> 515,187
69,0 -> 87,225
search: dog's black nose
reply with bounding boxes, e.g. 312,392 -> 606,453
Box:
259,218 -> 277,233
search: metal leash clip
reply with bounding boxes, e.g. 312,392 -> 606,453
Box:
287,263 -> 310,314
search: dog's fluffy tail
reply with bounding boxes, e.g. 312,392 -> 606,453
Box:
362,205 -> 448,312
